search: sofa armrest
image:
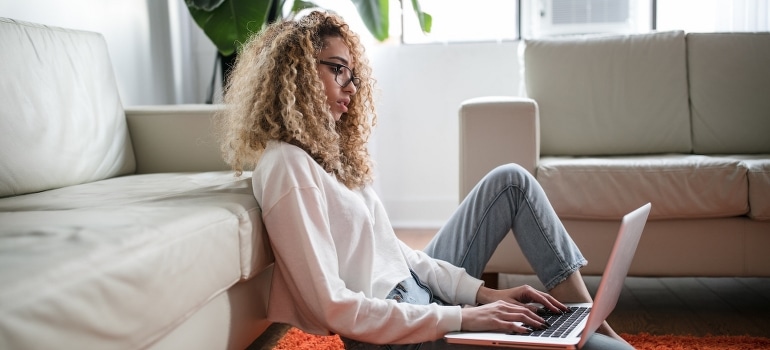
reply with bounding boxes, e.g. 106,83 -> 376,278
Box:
459,96 -> 539,200
125,105 -> 230,174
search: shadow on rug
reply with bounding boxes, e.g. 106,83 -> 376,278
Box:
271,327 -> 770,350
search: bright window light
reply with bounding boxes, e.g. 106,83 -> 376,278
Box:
656,0 -> 770,32
402,0 -> 520,44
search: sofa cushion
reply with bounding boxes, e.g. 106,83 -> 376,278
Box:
729,156 -> 770,220
0,18 -> 135,198
687,33 -> 770,154
522,31 -> 692,156
0,207 -> 240,349
0,172 -> 269,349
536,155 -> 748,220
0,171 -> 269,279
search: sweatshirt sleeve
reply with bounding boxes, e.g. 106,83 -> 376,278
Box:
398,241 -> 483,306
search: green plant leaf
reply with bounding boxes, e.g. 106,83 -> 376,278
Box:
187,0 -> 275,56
351,0 -> 389,42
185,0 -> 226,11
410,0 -> 432,33
187,0 -> 430,51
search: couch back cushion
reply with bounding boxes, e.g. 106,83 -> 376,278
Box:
0,18 -> 135,197
687,33 -> 770,154
522,31 -> 692,156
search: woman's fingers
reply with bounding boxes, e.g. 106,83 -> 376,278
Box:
510,300 -> 540,314
462,300 -> 550,332
534,293 -> 569,313
516,285 -> 570,313
495,301 -> 548,331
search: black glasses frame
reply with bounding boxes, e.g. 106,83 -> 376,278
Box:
318,60 -> 361,88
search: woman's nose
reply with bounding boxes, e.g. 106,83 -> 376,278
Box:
344,82 -> 357,95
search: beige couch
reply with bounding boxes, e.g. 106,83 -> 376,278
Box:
0,18 -> 273,349
460,31 -> 770,278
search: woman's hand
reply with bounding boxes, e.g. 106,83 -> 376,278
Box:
476,285 -> 570,314
460,300 -> 547,333
460,285 -> 571,333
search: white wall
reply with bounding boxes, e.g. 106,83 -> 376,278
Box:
1,1 -> 524,229
368,42 -> 521,227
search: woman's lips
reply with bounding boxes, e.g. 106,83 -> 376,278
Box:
337,100 -> 349,113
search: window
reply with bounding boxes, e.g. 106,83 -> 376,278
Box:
655,0 -> 770,32
396,0 -> 767,44
521,0 -> 652,38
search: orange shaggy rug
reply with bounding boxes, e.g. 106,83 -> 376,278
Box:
274,327 -> 770,349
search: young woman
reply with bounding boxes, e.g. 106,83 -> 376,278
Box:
218,11 -> 632,350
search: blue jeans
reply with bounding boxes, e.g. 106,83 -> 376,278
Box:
343,164 -> 630,350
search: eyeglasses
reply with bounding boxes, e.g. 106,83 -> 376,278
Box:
318,60 -> 361,88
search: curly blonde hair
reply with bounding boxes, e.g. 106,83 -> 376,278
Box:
218,11 -> 377,189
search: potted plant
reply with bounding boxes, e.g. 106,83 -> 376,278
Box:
184,0 -> 431,101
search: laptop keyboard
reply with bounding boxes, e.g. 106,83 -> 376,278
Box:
526,306 -> 591,338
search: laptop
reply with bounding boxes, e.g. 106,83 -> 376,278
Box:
445,202 -> 651,349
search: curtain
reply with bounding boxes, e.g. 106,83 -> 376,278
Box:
162,0 -> 219,104
718,0 -> 769,31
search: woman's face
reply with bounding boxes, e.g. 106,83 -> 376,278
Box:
317,36 -> 358,121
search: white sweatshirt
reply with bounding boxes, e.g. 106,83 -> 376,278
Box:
251,141 -> 483,344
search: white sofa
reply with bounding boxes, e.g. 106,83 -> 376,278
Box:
0,18 -> 274,349
460,31 -> 770,278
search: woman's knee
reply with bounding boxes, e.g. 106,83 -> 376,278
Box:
485,163 -> 532,185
